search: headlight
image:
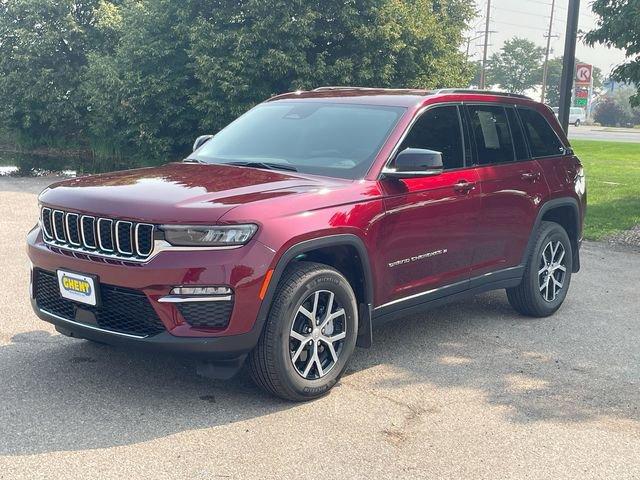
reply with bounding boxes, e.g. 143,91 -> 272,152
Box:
161,224 -> 258,247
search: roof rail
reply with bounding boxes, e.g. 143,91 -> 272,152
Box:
434,88 -> 531,100
313,86 -> 379,91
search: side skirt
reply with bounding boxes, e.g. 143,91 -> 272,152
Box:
372,266 -> 524,325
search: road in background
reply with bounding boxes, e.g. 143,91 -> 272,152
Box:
1,178 -> 639,479
568,125 -> 640,143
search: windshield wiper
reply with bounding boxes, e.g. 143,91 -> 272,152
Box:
183,158 -> 207,164
226,161 -> 297,172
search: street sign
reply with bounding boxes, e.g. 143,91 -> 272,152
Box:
575,63 -> 592,85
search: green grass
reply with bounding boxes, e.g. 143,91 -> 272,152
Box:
571,140 -> 640,240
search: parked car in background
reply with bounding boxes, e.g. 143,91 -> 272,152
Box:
552,107 -> 586,126
28,88 -> 586,401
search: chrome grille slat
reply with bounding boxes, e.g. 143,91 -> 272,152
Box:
40,207 -> 155,262
41,207 -> 53,239
52,210 -> 66,242
115,220 -> 133,255
65,213 -> 81,246
80,215 -> 97,249
97,218 -> 114,252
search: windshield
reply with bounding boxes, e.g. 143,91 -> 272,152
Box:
190,102 -> 406,179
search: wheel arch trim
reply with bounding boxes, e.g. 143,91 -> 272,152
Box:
523,197 -> 582,272
255,234 -> 374,346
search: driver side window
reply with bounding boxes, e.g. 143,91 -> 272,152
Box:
397,105 -> 465,170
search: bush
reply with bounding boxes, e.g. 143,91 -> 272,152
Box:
595,97 -> 627,127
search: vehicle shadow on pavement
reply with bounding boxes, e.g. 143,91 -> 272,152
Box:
348,290 -> 639,427
0,329 -> 286,456
1,287 -> 638,455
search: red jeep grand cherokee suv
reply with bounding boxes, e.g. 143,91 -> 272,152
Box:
28,88 -> 586,401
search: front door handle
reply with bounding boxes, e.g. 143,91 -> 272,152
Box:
520,171 -> 541,182
453,180 -> 476,194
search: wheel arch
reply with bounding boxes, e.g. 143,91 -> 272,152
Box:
523,197 -> 582,272
256,234 -> 374,347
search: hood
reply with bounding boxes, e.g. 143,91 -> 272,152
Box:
39,163 -> 342,224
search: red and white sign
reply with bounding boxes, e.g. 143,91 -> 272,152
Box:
575,63 -> 593,85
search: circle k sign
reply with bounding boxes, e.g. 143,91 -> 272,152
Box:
575,64 -> 593,84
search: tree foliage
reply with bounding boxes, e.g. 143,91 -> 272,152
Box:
486,37 -> 545,94
0,0 -> 476,162
594,87 -> 640,126
0,0 -> 106,146
585,0 -> 640,106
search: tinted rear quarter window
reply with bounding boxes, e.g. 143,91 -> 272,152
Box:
518,108 -> 565,158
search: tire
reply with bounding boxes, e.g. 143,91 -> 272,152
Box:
249,261 -> 358,401
507,221 -> 573,317
574,119 -> 580,127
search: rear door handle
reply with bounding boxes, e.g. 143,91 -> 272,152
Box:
520,171 -> 541,182
453,180 -> 476,193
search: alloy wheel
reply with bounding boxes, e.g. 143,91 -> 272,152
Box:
538,240 -> 567,302
289,289 -> 347,380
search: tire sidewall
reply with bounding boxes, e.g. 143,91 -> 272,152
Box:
528,223 -> 573,314
272,269 -> 358,399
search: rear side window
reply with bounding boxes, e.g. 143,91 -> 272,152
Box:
506,107 -> 529,161
398,105 -> 464,170
467,105 -> 514,165
518,108 -> 565,158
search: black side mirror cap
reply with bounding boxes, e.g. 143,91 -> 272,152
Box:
381,148 -> 444,179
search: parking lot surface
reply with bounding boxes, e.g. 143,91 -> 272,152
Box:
1,178 -> 639,479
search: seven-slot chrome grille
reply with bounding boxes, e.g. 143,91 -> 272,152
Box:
40,207 -> 155,261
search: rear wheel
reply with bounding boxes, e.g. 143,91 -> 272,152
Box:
574,119 -> 581,127
249,262 -> 358,401
507,221 -> 573,317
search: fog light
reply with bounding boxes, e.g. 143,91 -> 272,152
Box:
170,286 -> 232,296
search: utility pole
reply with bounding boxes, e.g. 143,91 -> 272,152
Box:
558,0 -> 581,133
479,0 -> 492,90
540,0 -> 557,104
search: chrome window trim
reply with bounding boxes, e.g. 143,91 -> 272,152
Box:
115,220 -> 134,255
52,210 -> 66,242
65,212 -> 81,246
134,223 -> 154,257
97,218 -> 114,252
41,207 -> 53,239
80,215 -> 97,249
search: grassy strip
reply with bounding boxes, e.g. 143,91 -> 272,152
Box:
571,140 -> 640,240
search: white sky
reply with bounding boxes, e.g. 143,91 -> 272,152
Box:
468,0 -> 629,77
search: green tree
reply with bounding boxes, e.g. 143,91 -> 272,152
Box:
585,0 -> 640,106
486,37 -> 545,94
544,57 -> 603,106
0,0 -> 109,146
85,0 -> 476,161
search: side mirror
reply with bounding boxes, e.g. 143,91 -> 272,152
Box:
193,134 -> 214,152
382,148 -> 444,179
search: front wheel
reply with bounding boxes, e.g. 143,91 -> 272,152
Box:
249,262 -> 358,401
507,221 -> 573,317
574,119 -> 581,127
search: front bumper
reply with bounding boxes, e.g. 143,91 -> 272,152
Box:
27,226 -> 275,353
32,298 -> 261,359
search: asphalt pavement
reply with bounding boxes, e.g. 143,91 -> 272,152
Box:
0,177 -> 639,479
